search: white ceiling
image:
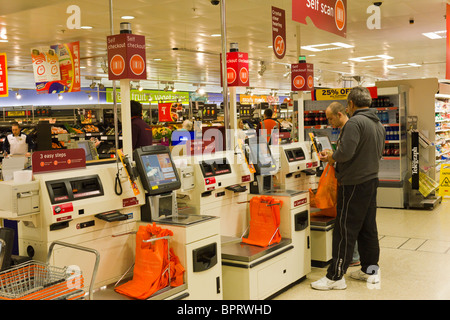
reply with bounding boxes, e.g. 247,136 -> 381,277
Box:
0,0 -> 449,95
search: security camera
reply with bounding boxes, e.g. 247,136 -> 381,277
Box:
409,18 -> 415,24
210,0 -> 220,5
373,2 -> 382,6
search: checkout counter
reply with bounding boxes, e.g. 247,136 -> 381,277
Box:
134,145 -> 222,300
0,159 -> 144,291
219,139 -> 312,300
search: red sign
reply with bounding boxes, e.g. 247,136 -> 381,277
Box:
53,203 -> 74,215
0,53 -> 7,97
220,52 -> 250,87
291,63 -> 314,91
32,148 -> 86,174
158,103 -> 177,122
107,33 -> 147,80
272,7 -> 286,59
292,0 -> 347,38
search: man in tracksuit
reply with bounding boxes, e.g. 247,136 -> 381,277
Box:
311,86 -> 385,290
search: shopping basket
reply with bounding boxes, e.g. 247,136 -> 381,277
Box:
0,241 -> 100,300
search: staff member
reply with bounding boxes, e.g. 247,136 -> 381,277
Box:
131,100 -> 153,150
3,122 -> 34,157
257,108 -> 280,144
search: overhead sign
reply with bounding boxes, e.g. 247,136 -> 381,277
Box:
220,52 -> 249,87
292,0 -> 347,38
32,149 -> 86,174
107,33 -> 147,80
312,87 -> 378,100
31,41 -> 81,94
291,63 -> 314,91
0,53 -> 8,97
106,88 -> 190,103
272,7 -> 286,59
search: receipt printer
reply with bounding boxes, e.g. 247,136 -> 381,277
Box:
0,181 -> 40,218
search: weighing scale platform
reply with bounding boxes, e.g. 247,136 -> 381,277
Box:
152,214 -> 215,226
93,281 -> 188,300
221,238 -> 292,263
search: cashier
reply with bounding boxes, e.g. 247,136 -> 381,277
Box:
2,122 -> 34,157
131,100 -> 153,150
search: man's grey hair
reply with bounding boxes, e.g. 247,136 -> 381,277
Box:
347,86 -> 372,108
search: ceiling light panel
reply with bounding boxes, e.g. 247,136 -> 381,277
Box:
349,55 -> 394,62
301,42 -> 354,52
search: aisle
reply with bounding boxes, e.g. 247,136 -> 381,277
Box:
274,200 -> 450,300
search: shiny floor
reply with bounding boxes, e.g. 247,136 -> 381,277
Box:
274,199 -> 450,300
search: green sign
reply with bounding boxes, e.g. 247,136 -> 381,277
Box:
106,88 -> 190,103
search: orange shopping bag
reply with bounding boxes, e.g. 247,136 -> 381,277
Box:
115,223 -> 184,300
242,196 -> 282,247
309,163 -> 338,218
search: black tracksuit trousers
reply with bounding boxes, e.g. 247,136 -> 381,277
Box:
326,178 -> 380,281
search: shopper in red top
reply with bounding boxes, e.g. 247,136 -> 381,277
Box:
131,100 -> 153,150
257,108 -> 280,144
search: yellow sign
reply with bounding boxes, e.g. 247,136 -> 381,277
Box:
313,88 -> 352,101
438,164 -> 450,199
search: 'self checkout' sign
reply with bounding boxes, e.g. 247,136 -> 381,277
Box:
107,33 -> 147,80
220,52 -> 249,87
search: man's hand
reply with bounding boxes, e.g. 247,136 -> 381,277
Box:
319,149 -> 335,165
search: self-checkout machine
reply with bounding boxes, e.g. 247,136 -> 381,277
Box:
276,141 -> 320,190
307,129 -> 338,267
134,145 -> 222,300
0,148 -> 145,292
174,137 -> 255,238
219,129 -> 312,299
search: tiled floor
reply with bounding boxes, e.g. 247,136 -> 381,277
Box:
274,199 -> 450,300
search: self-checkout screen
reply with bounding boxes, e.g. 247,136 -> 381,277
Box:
140,153 -> 178,188
249,142 -> 273,167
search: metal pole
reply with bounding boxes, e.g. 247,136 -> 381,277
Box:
220,0 -> 229,150
109,0 -> 120,160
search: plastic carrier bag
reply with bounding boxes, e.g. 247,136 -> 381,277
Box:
242,196 -> 282,247
309,163 -> 338,218
115,223 -> 184,300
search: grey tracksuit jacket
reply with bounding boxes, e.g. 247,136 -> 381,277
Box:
332,108 -> 386,185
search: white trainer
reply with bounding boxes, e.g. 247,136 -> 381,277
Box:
310,276 -> 347,290
350,269 -> 380,284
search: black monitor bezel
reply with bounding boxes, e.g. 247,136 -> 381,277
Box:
133,145 -> 181,195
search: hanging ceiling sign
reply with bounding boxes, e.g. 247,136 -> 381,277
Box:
311,86 -> 378,101
31,41 -> 81,94
292,0 -> 347,38
291,63 -> 314,91
272,6 -> 286,59
220,52 -> 249,87
0,53 -> 8,97
107,33 -> 147,80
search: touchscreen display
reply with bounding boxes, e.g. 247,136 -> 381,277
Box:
316,136 -> 333,152
249,143 -> 273,167
140,153 -> 177,187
